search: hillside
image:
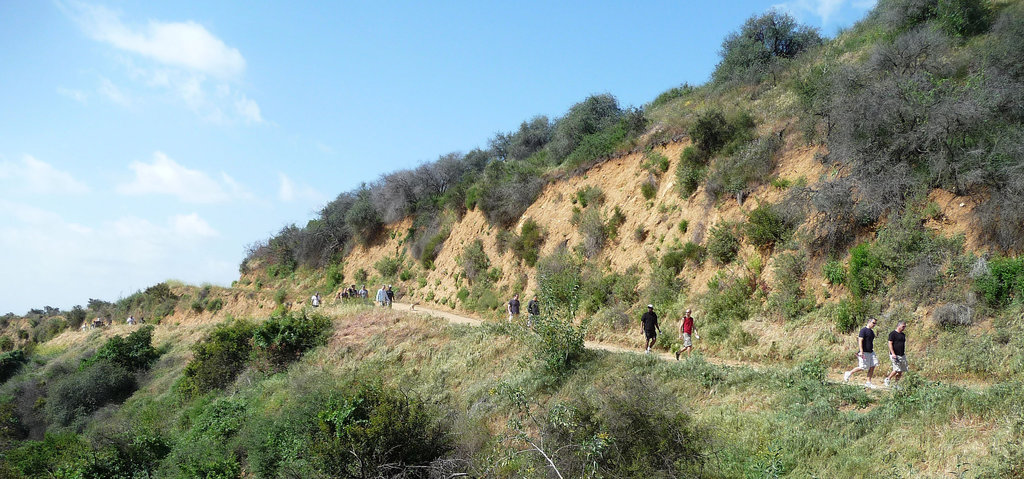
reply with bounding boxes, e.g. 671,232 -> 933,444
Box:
2,0 -> 1024,477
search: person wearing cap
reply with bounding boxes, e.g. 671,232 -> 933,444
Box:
676,308 -> 697,359
640,304 -> 660,354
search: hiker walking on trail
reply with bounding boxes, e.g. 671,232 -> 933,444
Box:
311,292 -> 321,308
885,321 -> 908,388
375,285 -> 389,307
844,317 -> 879,388
358,285 -> 368,301
507,294 -> 521,322
641,304 -> 661,354
527,296 -> 540,327
386,285 -> 394,308
676,309 -> 697,360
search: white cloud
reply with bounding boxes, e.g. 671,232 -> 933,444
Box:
63,1 -> 245,79
278,172 -> 324,203
771,0 -> 876,27
171,213 -> 219,238
59,1 -> 264,125
117,152 -> 252,203
57,87 -> 88,104
98,76 -> 131,106
0,155 -> 90,195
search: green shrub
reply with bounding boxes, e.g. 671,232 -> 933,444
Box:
640,178 -> 657,200
84,325 -> 159,372
46,360 -> 136,427
273,289 -> 287,306
768,252 -> 813,320
512,218 -> 545,267
634,225 -> 648,242
251,311 -> 331,372
399,270 -> 412,281
458,240 -> 491,283
178,319 -> 258,398
606,206 -> 627,240
706,135 -> 780,201
374,254 -> 404,279
535,248 -> 588,374
935,0 -> 991,37
310,384 -> 451,477
578,208 -> 608,258
823,259 -> 847,285
354,268 -> 369,284
713,10 -> 822,84
744,202 -> 792,251
678,219 -> 689,234
464,184 -> 480,210
701,272 -> 755,323
206,298 -> 224,313
0,350 -> 27,384
644,150 -> 670,175
574,186 -> 606,208
648,83 -> 694,109
707,223 -> 740,264
974,256 -> 1024,307
420,229 -> 450,269
675,146 -> 707,197
325,264 -> 344,290
848,243 -> 884,298
833,297 -> 870,333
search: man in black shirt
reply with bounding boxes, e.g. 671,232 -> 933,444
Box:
884,321 -> 908,388
526,296 -> 540,327
641,304 -> 660,354
507,294 -> 521,323
843,317 -> 879,388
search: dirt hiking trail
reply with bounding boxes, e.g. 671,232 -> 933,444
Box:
387,302 -> 943,393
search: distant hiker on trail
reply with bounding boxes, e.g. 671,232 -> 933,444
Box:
507,294 -> 521,322
844,317 -> 879,388
92,317 -> 103,328
386,285 -> 394,308
641,304 -> 661,354
527,296 -> 540,327
347,285 -> 357,299
311,292 -> 321,308
676,308 -> 697,360
358,285 -> 368,300
126,315 -> 136,325
376,285 -> 389,307
885,321 -> 908,389
336,290 -> 343,301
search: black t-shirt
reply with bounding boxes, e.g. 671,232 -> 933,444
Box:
527,300 -> 540,315
859,327 -> 876,353
641,311 -> 658,332
509,299 -> 520,315
888,330 -> 906,356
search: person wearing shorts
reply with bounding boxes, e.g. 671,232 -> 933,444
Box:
675,309 -> 697,360
641,305 -> 660,354
507,294 -> 521,323
844,317 -> 879,388
885,321 -> 908,388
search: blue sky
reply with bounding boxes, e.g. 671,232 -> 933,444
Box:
0,0 -> 875,314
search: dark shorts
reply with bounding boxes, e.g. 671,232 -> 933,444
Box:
644,330 -> 657,340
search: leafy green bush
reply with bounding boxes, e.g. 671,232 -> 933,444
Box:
644,150 -> 670,175
251,311 -> 331,372
640,178 -> 657,200
310,383 -> 451,477
823,259 -> 847,285
419,229 -> 450,269
701,272 -> 755,324
689,109 -> 733,154
374,254 -> 404,279
706,135 -> 780,202
354,268 -> 369,284
675,146 -> 708,197
458,240 -> 491,283
83,325 -> 159,372
974,256 -> 1024,307
648,83 -> 694,109
273,289 -> 287,306
606,206 -> 626,240
0,350 -> 27,384
535,248 -> 588,374
848,243 -> 884,298
573,186 -> 605,208
707,223 -> 741,264
768,252 -> 813,320
345,190 -> 383,246
713,10 -> 822,84
678,219 -> 689,234
744,202 -> 793,251
178,319 -> 257,398
578,208 -> 608,258
46,360 -> 136,427
325,263 -> 344,290
512,218 -> 545,267
832,297 -> 870,333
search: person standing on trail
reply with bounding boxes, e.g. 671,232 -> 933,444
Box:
311,292 -> 321,308
358,285 -> 368,301
386,285 -> 394,308
641,304 -> 661,354
507,294 -> 521,323
527,296 -> 540,327
375,285 -> 389,307
844,317 -> 879,388
676,309 -> 697,360
885,321 -> 908,388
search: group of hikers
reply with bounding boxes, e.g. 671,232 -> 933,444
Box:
639,303 -> 909,389
310,284 -> 396,309
80,314 -> 145,331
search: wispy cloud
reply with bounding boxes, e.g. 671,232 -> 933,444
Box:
59,1 -> 263,124
57,87 -> 88,104
62,1 -> 245,79
771,0 -> 877,28
278,172 -> 324,203
0,155 -> 90,195
116,152 -> 249,203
